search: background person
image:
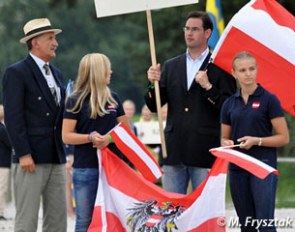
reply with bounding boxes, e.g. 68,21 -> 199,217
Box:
65,144 -> 76,219
122,99 -> 138,136
62,53 -> 128,232
221,51 -> 289,232
0,105 -> 13,221
139,104 -> 154,122
156,104 -> 168,167
136,104 -> 155,141
2,18 -> 67,232
145,11 -> 236,194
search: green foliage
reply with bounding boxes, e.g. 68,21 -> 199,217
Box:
276,163 -> 295,207
49,0 -> 77,8
278,114 -> 295,157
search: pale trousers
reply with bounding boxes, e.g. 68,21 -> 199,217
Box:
13,163 -> 67,232
0,167 -> 10,216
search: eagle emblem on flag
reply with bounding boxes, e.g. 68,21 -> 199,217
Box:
126,200 -> 185,231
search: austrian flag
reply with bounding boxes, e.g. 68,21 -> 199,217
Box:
252,102 -> 260,109
210,147 -> 279,179
88,148 -> 228,232
88,129 -> 278,232
109,123 -> 163,182
212,0 -> 295,116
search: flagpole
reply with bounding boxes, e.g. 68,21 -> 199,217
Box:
220,144 -> 241,149
146,9 -> 167,158
209,144 -> 241,152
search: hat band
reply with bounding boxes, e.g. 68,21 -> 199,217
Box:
25,25 -> 53,36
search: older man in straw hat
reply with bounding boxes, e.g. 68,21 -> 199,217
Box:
2,18 -> 67,232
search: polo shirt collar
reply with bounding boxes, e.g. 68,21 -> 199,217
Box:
235,84 -> 264,98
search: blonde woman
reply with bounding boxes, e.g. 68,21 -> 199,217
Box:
62,53 -> 127,231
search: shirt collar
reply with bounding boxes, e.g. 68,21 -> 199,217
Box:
186,47 -> 209,62
30,53 -> 49,70
235,84 -> 264,98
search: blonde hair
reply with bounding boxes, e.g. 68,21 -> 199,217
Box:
67,53 -> 117,118
232,51 -> 256,71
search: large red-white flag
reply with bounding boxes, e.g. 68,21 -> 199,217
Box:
110,123 -> 163,182
88,148 -> 227,232
88,147 -> 277,232
212,0 -> 295,117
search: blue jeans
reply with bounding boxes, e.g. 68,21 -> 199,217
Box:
162,165 -> 208,194
73,168 -> 98,232
229,170 -> 277,232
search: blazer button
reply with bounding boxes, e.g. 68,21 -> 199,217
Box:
46,112 -> 50,116
184,107 -> 189,112
38,96 -> 42,100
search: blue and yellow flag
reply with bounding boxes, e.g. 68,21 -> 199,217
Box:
66,79 -> 73,97
206,0 -> 224,49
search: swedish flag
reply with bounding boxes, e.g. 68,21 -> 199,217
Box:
66,79 -> 73,97
206,0 -> 224,49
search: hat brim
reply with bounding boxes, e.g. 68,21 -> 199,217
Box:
20,29 -> 62,44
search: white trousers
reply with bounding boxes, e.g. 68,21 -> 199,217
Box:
0,167 -> 10,216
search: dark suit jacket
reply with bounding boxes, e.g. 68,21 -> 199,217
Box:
0,122 -> 12,167
2,55 -> 66,164
145,53 -> 237,168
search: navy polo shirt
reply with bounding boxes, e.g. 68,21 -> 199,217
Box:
63,92 -> 125,168
221,85 -> 284,169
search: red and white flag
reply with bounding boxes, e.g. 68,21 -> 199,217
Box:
210,147 -> 279,179
110,123 -> 163,182
88,148 -> 227,232
88,146 -> 278,232
212,0 -> 295,117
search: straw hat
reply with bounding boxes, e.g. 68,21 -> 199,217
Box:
20,18 -> 62,44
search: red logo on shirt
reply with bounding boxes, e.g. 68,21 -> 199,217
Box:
108,104 -> 116,109
252,102 -> 260,109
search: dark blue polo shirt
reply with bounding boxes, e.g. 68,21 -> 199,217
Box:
63,92 -> 125,168
221,84 -> 284,169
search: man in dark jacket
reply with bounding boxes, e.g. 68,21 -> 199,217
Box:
145,11 -> 236,194
2,18 -> 67,231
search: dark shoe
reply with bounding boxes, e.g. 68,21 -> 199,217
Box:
0,215 -> 7,220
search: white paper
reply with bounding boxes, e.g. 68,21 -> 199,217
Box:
135,121 -> 166,145
94,0 -> 199,18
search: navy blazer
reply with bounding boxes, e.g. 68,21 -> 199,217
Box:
0,122 -> 12,167
2,55 -> 66,164
145,53 -> 237,168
